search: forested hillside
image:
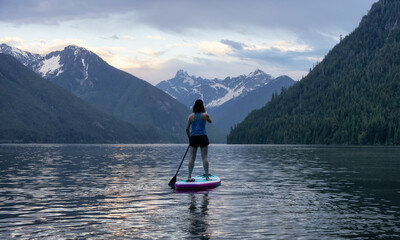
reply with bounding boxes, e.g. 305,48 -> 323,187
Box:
228,0 -> 400,145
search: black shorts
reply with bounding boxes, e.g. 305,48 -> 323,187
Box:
189,135 -> 209,148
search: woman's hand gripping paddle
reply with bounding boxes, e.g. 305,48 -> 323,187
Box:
168,145 -> 190,188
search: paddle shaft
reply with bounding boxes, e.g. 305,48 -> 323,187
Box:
174,145 -> 190,176
168,145 -> 190,188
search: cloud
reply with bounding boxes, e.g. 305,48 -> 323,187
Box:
196,41 -> 232,56
220,40 -> 246,50
102,54 -> 143,69
129,0 -> 377,37
6,38 -> 87,54
46,38 -> 87,52
123,58 -> 191,85
167,42 -> 191,49
217,38 -> 322,77
104,35 -> 120,40
244,41 -> 313,53
1,0 -> 377,60
0,36 -> 25,45
238,47 -> 325,73
146,35 -> 166,40
0,0 -> 377,33
0,0 -> 137,25
122,35 -> 136,41
138,48 -> 166,57
91,46 -> 161,70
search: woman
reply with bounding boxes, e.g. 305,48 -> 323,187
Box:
185,99 -> 212,181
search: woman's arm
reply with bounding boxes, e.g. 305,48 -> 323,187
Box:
206,113 -> 212,123
200,113 -> 212,123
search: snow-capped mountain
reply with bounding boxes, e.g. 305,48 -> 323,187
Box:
157,69 -> 295,132
0,44 -> 91,88
0,43 -> 42,67
157,69 -> 276,109
36,45 -> 100,91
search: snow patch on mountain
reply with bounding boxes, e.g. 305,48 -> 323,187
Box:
10,46 -> 29,59
38,55 -> 63,77
192,88 -> 204,101
81,58 -> 89,80
165,90 -> 177,99
183,75 -> 194,86
207,85 -> 247,107
67,45 -> 85,59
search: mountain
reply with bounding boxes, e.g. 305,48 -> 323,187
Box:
41,45 -> 191,142
157,69 -> 295,132
228,0 -> 400,145
0,43 -> 42,67
0,44 -> 226,143
157,69 -> 275,109
0,53 -> 164,143
209,75 -> 295,132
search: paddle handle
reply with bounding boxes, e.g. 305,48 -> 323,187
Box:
175,145 -> 190,176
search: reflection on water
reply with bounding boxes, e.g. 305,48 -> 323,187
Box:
187,193 -> 210,239
0,144 -> 400,239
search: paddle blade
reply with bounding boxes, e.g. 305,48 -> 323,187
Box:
168,176 -> 177,189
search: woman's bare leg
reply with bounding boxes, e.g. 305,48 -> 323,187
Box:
188,146 -> 197,179
200,146 -> 210,180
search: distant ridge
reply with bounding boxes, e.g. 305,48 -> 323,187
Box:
157,69 -> 295,132
228,0 -> 400,145
157,69 -> 276,109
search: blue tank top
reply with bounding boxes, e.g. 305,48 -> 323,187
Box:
191,113 -> 207,136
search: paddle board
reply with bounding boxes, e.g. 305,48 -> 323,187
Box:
175,174 -> 221,190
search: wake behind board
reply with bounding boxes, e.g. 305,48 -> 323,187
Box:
175,174 -> 221,190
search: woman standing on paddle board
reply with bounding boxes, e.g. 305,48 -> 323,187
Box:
186,99 -> 212,181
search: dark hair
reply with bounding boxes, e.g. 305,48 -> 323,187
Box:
193,99 -> 205,113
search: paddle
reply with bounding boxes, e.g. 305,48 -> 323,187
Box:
168,145 -> 190,188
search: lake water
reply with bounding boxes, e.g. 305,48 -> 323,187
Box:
0,144 -> 400,239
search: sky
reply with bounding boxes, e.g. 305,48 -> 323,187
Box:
0,0 -> 378,85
